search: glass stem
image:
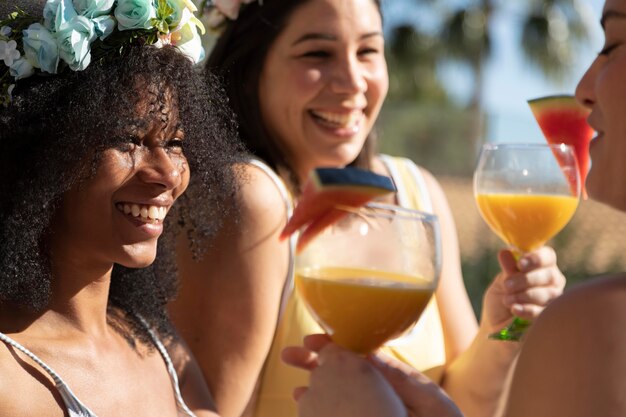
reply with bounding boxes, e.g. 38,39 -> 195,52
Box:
488,248 -> 531,342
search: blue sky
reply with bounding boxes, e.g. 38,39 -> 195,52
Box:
383,0 -> 604,143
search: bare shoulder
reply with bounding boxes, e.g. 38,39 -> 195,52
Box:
236,162 -> 289,223
526,273 -> 626,342
505,274 -> 626,417
0,339 -> 57,416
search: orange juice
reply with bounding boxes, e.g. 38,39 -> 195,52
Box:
476,193 -> 578,252
295,266 -> 434,354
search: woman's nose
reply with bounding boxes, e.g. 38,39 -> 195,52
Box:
138,147 -> 183,190
330,56 -> 368,95
575,58 -> 599,109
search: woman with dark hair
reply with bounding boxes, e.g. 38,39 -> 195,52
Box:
0,0 -> 242,415
171,1 -> 566,417
286,5 -> 626,416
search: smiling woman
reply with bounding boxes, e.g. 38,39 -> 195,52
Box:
0,0 -> 243,415
170,1 -> 567,417
282,0 -> 626,416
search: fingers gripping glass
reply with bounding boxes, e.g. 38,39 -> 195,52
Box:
474,143 -> 580,341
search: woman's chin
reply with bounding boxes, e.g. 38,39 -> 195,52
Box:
117,248 -> 158,269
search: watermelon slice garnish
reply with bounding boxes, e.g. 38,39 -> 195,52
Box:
528,95 -> 594,199
280,167 -> 396,252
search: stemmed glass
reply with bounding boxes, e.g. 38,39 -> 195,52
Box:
295,203 -> 441,354
474,143 -> 580,341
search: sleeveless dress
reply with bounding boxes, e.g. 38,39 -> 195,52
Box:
251,155 -> 446,417
0,318 -> 196,417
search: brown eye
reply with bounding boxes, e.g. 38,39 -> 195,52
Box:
166,138 -> 184,154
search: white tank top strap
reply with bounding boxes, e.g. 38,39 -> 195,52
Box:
0,318 -> 197,417
0,331 -> 97,417
247,158 -> 297,320
137,316 -> 196,417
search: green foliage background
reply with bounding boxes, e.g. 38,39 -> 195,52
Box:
377,2 -> 626,320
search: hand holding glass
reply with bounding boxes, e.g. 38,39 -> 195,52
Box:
474,143 -> 580,341
295,203 -> 441,354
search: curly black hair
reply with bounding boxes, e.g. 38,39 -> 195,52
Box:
0,41 -> 244,345
206,0 -> 382,191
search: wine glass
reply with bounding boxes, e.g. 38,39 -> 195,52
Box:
474,143 -> 580,341
295,202 -> 441,354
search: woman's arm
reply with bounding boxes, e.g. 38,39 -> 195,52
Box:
421,169 -> 565,417
170,163 -> 291,417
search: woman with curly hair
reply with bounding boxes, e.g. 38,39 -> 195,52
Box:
0,0 -> 242,415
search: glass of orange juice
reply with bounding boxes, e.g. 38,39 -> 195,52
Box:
474,143 -> 580,341
295,203 -> 441,354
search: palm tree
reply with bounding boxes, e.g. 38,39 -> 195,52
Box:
399,0 -> 592,151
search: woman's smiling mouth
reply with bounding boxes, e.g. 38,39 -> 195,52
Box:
116,203 -> 168,224
310,110 -> 364,132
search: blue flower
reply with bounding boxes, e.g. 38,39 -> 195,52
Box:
43,0 -> 77,32
9,57 -> 35,80
0,39 -> 20,67
72,0 -> 115,18
56,15 -> 95,71
22,23 -> 60,74
115,0 -> 157,31
92,15 -> 116,39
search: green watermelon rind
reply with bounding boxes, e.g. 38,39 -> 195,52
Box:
527,95 -> 587,115
310,167 -> 397,194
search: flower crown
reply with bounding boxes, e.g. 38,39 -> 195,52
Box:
200,0 -> 261,32
0,0 -> 206,106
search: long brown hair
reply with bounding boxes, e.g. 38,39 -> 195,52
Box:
206,0 -> 382,191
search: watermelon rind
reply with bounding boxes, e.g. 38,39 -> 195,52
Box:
311,167 -> 396,193
528,95 -> 588,114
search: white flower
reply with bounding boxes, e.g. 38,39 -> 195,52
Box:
0,26 -> 11,37
9,57 -> 35,80
171,22 -> 204,63
0,39 -> 21,67
167,0 -> 199,28
167,8 -> 205,63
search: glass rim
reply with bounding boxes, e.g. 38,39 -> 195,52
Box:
480,143 -> 575,152
345,202 -> 440,224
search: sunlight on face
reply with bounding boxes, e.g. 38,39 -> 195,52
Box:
576,0 -> 626,212
50,89 -> 191,271
258,0 -> 388,182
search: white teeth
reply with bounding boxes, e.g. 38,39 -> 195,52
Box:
148,206 -> 159,220
311,110 -> 362,128
117,203 -> 168,223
